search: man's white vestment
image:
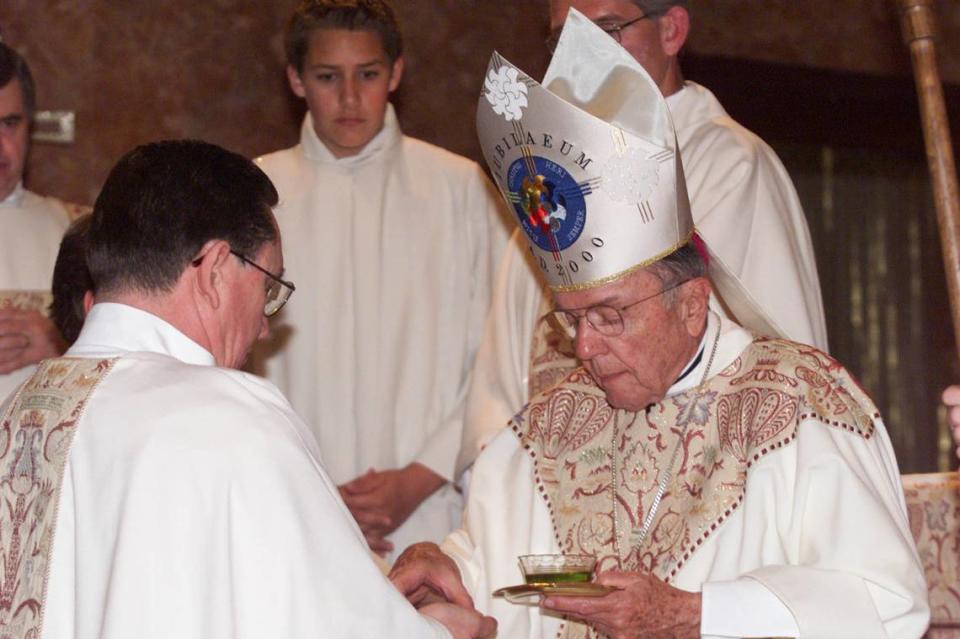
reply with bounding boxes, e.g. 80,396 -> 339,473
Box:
21,303 -> 451,638
252,106 -> 507,557
444,313 -> 928,638
458,82 -> 827,475
0,183 -> 71,399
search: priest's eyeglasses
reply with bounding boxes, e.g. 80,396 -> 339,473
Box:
229,251 -> 296,317
547,278 -> 691,338
546,12 -> 657,53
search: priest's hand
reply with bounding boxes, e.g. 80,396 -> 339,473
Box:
339,463 -> 446,555
420,602 -> 497,639
541,571 -> 701,638
0,309 -> 66,374
390,542 -> 474,609
943,385 -> 960,461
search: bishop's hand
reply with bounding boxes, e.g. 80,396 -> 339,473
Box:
541,570 -> 701,639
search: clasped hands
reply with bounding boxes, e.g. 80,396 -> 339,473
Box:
338,462 -> 446,555
0,309 -> 66,374
391,542 -> 701,639
390,542 -> 497,639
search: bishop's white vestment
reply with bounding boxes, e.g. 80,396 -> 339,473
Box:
0,303 -> 452,638
457,82 -> 828,476
0,183 -> 72,400
252,106 -> 508,557
443,313 -> 928,638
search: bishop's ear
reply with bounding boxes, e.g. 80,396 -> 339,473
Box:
678,277 -> 711,337
191,239 -> 233,311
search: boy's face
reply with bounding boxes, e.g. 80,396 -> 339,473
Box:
288,28 -> 403,159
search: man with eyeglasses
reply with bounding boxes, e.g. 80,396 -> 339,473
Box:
457,0 -> 828,483
390,14 -> 928,638
0,140 -> 497,638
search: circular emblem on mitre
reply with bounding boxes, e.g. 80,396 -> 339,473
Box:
507,156 -> 587,252
476,10 -> 695,291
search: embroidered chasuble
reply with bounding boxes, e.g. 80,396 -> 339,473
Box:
513,338 -> 878,638
527,313 -> 577,400
0,291 -> 52,314
0,357 -> 115,638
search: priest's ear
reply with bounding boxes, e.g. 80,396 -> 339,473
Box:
658,6 -> 690,57
190,239 -> 233,311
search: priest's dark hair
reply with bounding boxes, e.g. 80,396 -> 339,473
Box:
87,140 -> 278,296
286,0 -> 402,72
50,213 -> 93,345
0,41 -> 36,120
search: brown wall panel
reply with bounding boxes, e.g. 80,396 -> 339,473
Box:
1,0 -> 550,205
8,0 -> 956,205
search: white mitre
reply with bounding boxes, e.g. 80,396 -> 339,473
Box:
476,8 -> 784,338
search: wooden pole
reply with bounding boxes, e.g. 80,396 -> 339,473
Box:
897,0 -> 960,358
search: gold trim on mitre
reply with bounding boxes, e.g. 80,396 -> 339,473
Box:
550,229 -> 694,293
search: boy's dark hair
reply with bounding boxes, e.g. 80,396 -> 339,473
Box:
87,140 -> 278,295
286,0 -> 402,73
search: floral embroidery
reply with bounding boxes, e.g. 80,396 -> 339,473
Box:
0,291 -> 51,314
528,313 -> 578,399
516,338 -> 879,639
902,474 -> 960,630
0,357 -> 116,638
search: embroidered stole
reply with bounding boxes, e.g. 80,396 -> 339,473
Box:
527,311 -> 578,399
512,338 -> 878,639
0,357 -> 117,638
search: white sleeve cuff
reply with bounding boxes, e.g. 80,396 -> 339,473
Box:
700,578 -> 800,638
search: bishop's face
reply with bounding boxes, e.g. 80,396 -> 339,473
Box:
287,28 -> 403,159
548,0 -> 673,91
553,268 -> 704,411
0,79 -> 29,200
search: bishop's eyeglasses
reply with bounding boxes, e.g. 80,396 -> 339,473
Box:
229,251 -> 296,317
545,11 -> 658,53
547,278 -> 691,338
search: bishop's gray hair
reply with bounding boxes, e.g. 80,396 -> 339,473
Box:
647,242 -> 706,306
